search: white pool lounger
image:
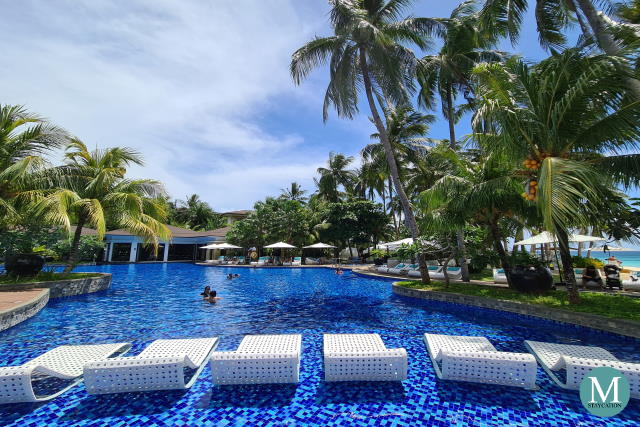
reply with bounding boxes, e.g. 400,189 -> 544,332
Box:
525,340 -> 640,398
83,337 -> 218,394
0,342 -> 130,404
424,333 -> 537,389
210,334 -> 302,385
323,333 -> 407,382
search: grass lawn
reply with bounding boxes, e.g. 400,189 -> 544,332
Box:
0,271 -> 102,285
397,280 -> 640,322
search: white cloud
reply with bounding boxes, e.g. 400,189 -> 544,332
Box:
0,0 -> 353,211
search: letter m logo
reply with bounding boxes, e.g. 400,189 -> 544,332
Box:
589,376 -> 621,403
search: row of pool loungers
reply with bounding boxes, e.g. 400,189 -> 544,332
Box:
0,333 -> 638,404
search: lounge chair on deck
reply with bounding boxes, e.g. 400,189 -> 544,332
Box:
525,340 -> 640,397
408,265 -> 442,278
493,268 -> 508,284
432,267 -> 463,281
623,272 -> 640,291
377,264 -> 389,273
424,333 -> 537,389
250,256 -> 268,266
0,342 -> 130,404
292,257 -> 302,266
323,334 -> 407,382
388,263 -> 409,275
210,334 -> 302,385
282,258 -> 293,266
305,257 -> 319,265
84,337 -> 218,394
235,256 -> 245,265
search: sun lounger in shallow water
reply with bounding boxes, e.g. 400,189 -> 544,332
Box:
210,334 -> 302,385
525,340 -> 640,398
0,342 -> 130,404
84,337 -> 218,394
323,333 -> 407,382
424,333 -> 537,389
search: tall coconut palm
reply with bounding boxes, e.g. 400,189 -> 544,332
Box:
315,152 -> 356,202
420,152 -> 536,288
618,0 -> 640,23
480,0 -> 640,96
363,104 -> 434,232
26,139 -> 170,272
417,1 -> 504,281
291,0 -> 443,283
472,50 -> 640,303
280,182 -> 308,203
0,105 -> 68,223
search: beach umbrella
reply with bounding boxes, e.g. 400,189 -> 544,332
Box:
303,242 -> 336,249
214,243 -> 242,249
514,231 -> 604,246
264,242 -> 297,249
200,243 -> 222,249
378,237 -> 414,250
590,245 -> 634,252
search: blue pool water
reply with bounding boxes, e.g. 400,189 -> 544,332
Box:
1,264 -> 639,426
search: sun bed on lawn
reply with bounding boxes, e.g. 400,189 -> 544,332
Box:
407,265 -> 442,278
292,257 -> 302,266
525,340 -> 640,397
323,334 -> 407,382
424,333 -> 537,389
84,337 -> 218,394
210,334 -> 302,385
431,267 -> 463,281
493,268 -> 508,284
0,342 -> 130,404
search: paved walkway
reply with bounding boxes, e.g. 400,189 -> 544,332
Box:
0,289 -> 47,312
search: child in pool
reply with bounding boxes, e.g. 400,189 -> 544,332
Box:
208,290 -> 222,303
200,286 -> 211,298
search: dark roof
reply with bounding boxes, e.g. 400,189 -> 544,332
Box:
106,224 -> 230,238
221,210 -> 252,216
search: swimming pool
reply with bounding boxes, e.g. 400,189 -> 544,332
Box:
1,263 -> 638,425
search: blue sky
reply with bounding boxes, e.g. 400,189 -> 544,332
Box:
0,0 -> 596,212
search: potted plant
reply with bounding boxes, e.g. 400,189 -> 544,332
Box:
369,249 -> 387,266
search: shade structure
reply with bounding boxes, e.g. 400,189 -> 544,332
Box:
199,242 -> 242,250
590,245 -> 634,252
514,231 -> 604,246
303,242 -> 336,249
264,242 -> 297,249
378,238 -> 414,250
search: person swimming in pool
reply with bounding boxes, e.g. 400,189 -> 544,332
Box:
233,273 -> 239,278
227,273 -> 233,279
208,290 -> 222,303
200,286 -> 211,298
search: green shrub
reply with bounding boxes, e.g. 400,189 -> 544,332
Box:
52,236 -> 105,262
571,256 -> 604,269
510,251 -> 544,267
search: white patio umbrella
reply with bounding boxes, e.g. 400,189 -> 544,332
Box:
590,245 -> 634,252
514,231 -> 604,246
200,243 -> 222,249
214,243 -> 243,249
378,237 -> 414,250
303,242 -> 336,249
264,242 -> 297,249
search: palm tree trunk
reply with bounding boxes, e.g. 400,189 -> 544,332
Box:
489,220 -> 513,288
446,84 -> 470,282
359,48 -> 430,284
575,0 -> 640,98
389,179 -> 399,235
556,227 -> 580,304
64,215 -> 86,273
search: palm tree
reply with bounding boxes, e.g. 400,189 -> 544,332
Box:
280,182 -> 308,203
472,50 -> 640,303
315,152 -> 356,202
417,1 -> 504,281
420,152 -> 536,288
363,104 -> 434,233
618,0 -> 640,23
0,105 -> 68,223
291,0 -> 443,283
480,0 -> 640,96
27,139 -> 170,272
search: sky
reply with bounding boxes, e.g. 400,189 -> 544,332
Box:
1,0 -> 582,212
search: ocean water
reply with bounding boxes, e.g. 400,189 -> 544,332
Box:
578,250 -> 640,268
0,264 -> 638,425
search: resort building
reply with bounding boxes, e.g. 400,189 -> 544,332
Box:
220,210 -> 252,226
103,225 -> 230,263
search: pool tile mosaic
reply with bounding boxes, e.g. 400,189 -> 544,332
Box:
0,264 -> 638,425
